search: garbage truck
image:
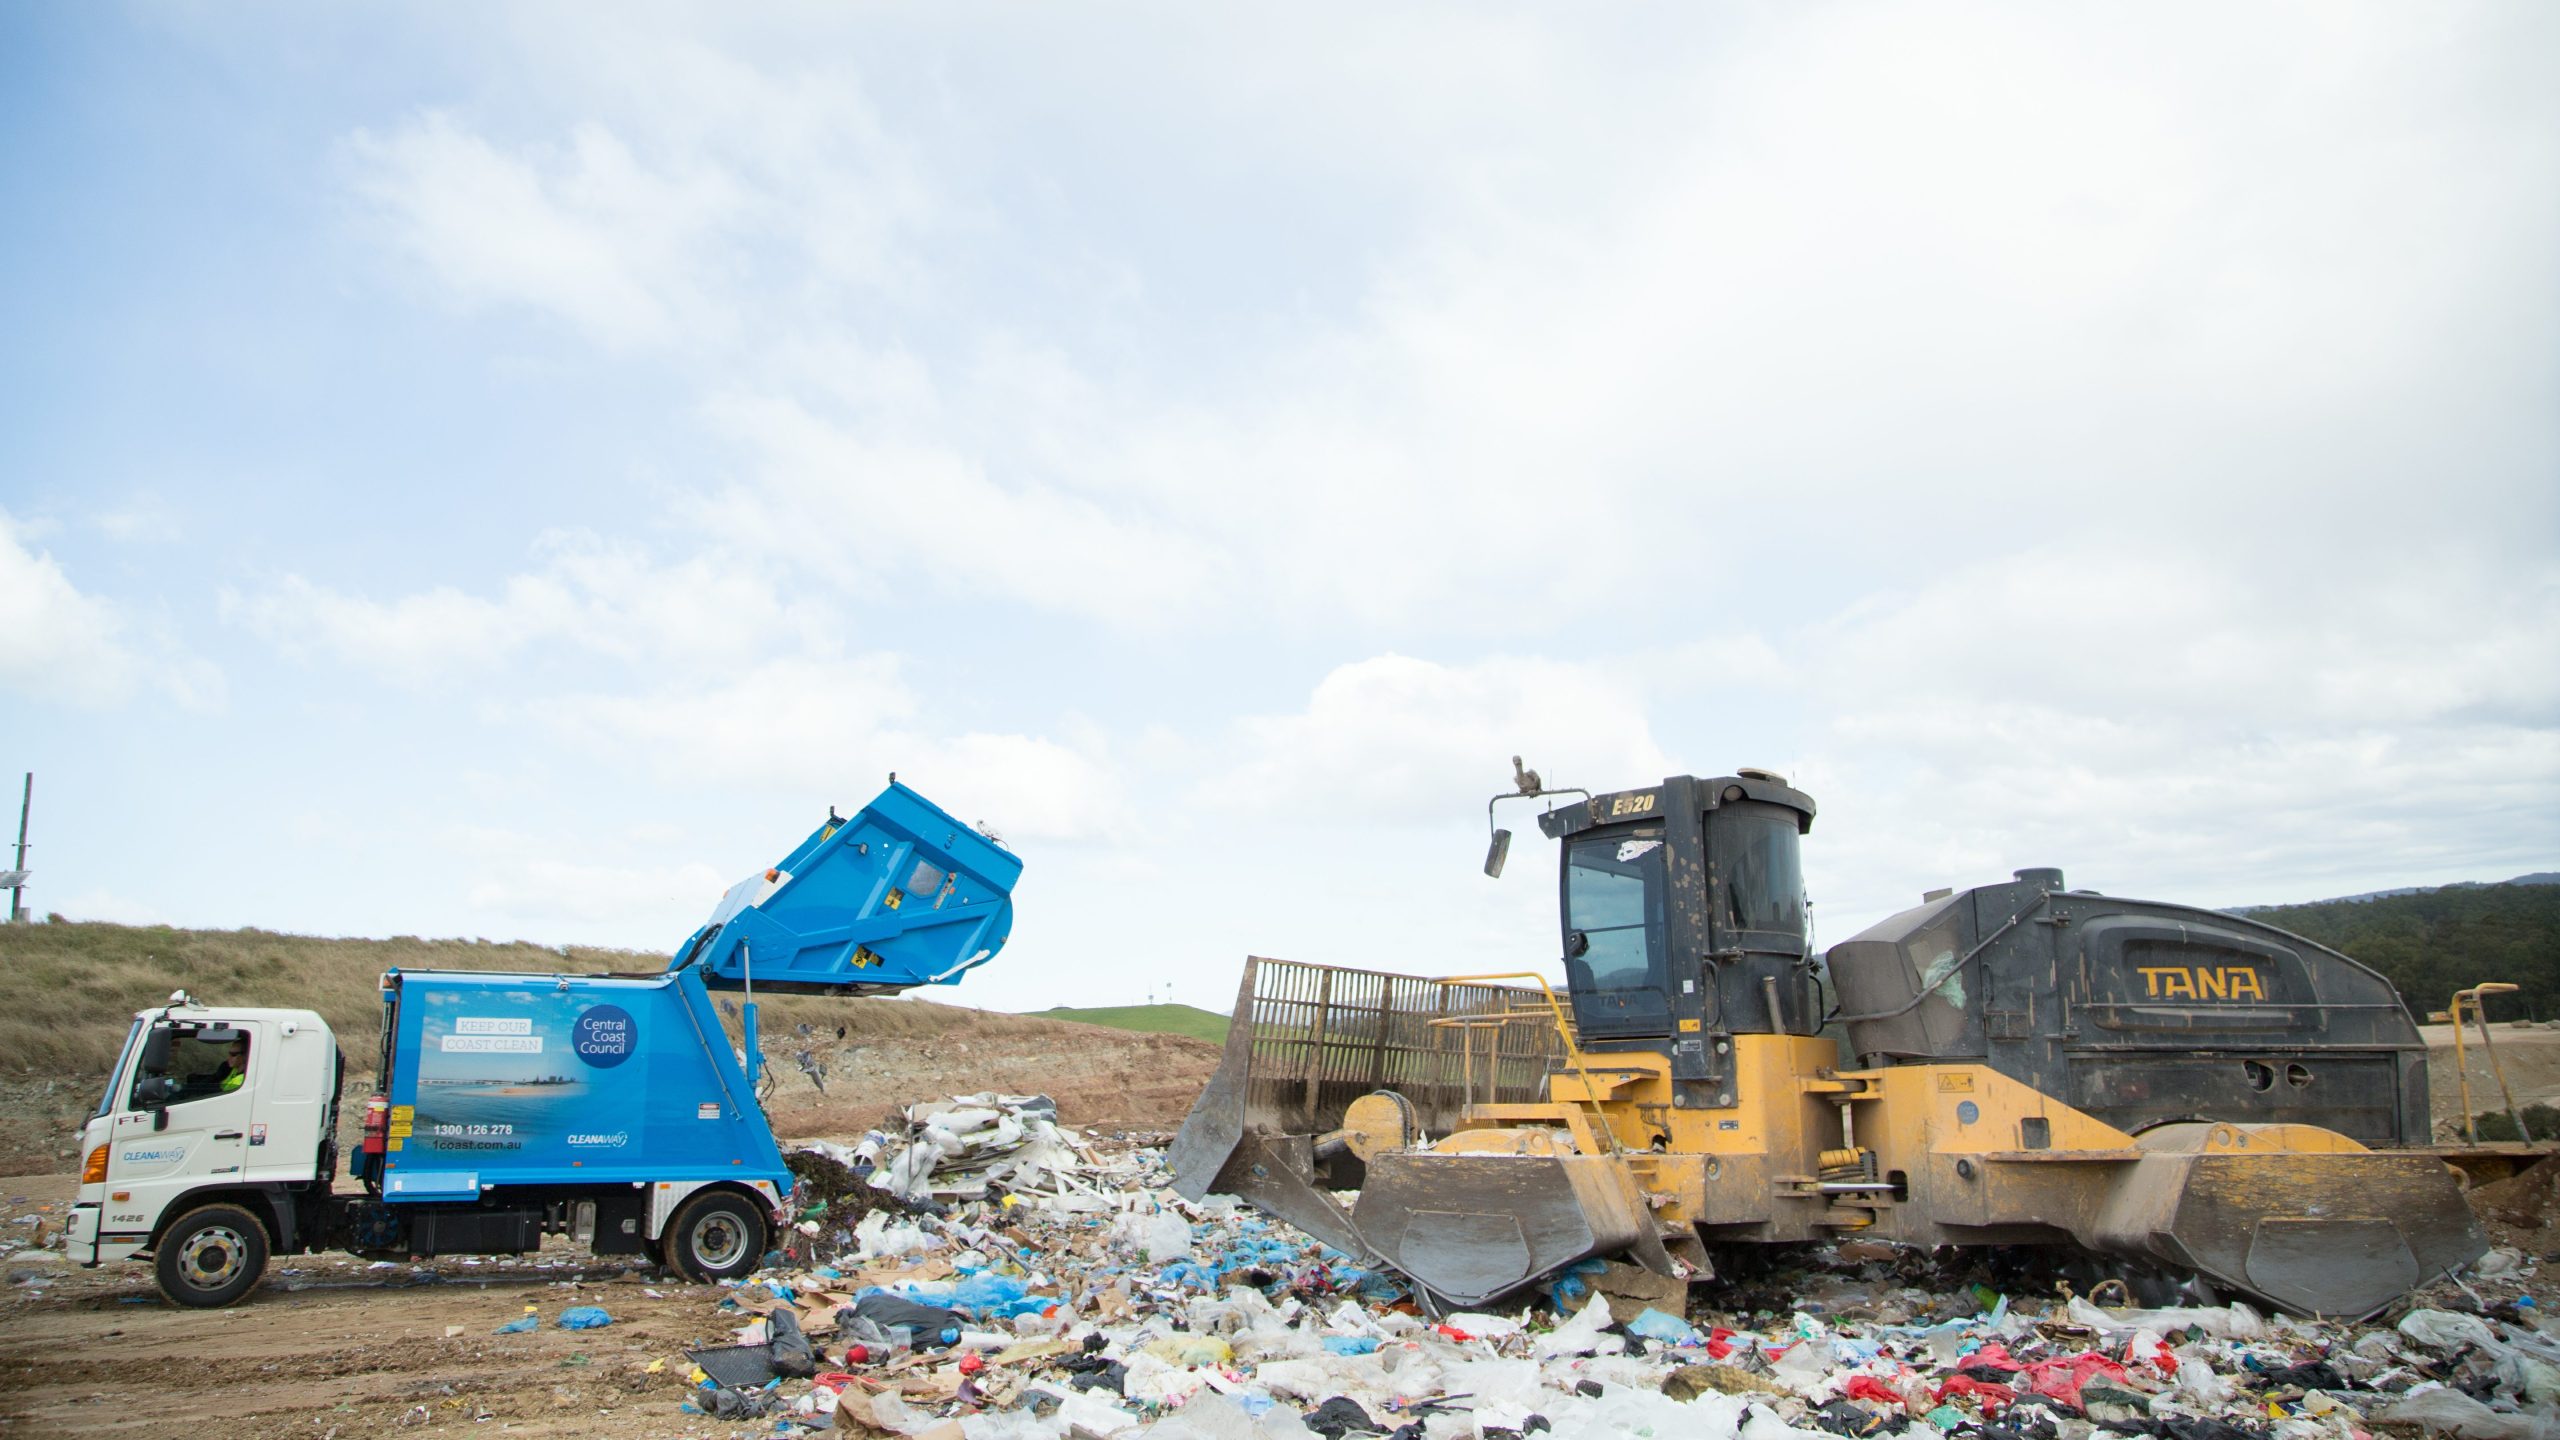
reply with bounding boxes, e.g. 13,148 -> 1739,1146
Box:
66,779 -> 1021,1306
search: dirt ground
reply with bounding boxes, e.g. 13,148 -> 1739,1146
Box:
0,1178 -> 781,1438
0,1020 -> 1224,1437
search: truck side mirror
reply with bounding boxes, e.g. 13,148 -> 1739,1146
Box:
140,1027 -> 172,1074
1565,930 -> 1589,959
136,1075 -> 178,1109
1483,828 -> 1512,878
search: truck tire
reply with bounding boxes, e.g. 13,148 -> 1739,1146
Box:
664,1190 -> 767,1283
155,1202 -> 270,1308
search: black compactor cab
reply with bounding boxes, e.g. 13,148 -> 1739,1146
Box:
1830,872 -> 2431,1146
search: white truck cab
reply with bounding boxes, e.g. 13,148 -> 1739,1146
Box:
68,992 -> 343,1303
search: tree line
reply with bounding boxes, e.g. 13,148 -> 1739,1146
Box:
2246,882 -> 2559,1022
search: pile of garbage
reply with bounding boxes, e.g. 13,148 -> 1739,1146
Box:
798,1094 -> 1098,1207
618,1101 -> 2560,1439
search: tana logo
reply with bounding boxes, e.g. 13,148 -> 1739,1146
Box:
566,1131 -> 629,1148
2135,965 -> 2268,1002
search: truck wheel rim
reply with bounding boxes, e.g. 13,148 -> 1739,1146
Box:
179,1225 -> 248,1289
689,1213 -> 746,1270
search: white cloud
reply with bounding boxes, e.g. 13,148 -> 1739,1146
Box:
0,510 -> 137,706
94,496 -> 181,544
327,5 -> 2556,645
536,654 -> 1129,843
691,393 -> 1227,627
223,531 -> 834,686
342,36 -> 927,355
1206,653 -> 1672,824
0,510 -> 217,710
345,113 -> 743,350
468,854 -> 729,929
1764,542 -> 2560,921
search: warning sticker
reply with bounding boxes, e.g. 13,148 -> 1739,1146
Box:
697,1103 -> 720,1120
1937,1072 -> 1976,1092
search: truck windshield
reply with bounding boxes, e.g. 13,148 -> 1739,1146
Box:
1565,831 -> 1668,999
95,1019 -> 144,1118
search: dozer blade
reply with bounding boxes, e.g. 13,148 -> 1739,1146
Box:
1173,956 -> 1569,1200
1173,957 -> 1614,1305
1349,1151 -> 1655,1308
2085,1123 -> 2486,1318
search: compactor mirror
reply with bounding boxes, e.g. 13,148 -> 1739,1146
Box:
1483,828 -> 1512,878
1566,930 -> 1589,959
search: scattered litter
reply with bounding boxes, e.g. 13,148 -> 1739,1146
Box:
347,1102 -> 2549,1440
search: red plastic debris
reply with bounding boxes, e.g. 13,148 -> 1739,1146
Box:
2017,1352 -> 2131,1408
1935,1375 -> 2019,1413
1845,1376 -> 1908,1409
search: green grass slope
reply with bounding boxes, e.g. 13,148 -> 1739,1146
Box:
1029,1003 -> 1231,1044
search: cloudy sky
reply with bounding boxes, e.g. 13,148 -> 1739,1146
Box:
3,3 -> 2554,1013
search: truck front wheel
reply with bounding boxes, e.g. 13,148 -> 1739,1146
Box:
664,1190 -> 767,1283
155,1202 -> 270,1307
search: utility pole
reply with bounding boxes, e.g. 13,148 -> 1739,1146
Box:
8,773 -> 27,924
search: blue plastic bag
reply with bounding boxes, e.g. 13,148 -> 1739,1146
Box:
1627,1307 -> 1704,1346
1159,1261 -> 1222,1292
495,1314 -> 538,1334
1546,1257 -> 1609,1313
558,1305 -> 613,1330
1323,1335 -> 1382,1356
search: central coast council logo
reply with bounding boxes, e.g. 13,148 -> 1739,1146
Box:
573,1004 -> 636,1069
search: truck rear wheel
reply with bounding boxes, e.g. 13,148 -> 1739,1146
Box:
665,1190 -> 766,1283
155,1202 -> 270,1308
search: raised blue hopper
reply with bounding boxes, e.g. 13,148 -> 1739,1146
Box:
666,779 -> 1021,996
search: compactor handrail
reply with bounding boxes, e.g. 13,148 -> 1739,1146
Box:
2450,983 -> 2533,1144
1428,971 -> 1623,1155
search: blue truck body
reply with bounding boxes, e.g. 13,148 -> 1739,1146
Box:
347,779 -> 1018,1230
361,968 -> 783,1199
666,779 -> 1022,994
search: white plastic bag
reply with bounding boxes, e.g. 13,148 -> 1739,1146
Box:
2403,1309 -> 2505,1352
1533,1294 -> 1621,1361
2064,1295 -> 2266,1340
2382,1387 -> 2560,1440
1145,1210 -> 1195,1263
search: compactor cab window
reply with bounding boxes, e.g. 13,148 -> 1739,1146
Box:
1717,808 -> 1807,940
1564,831 -> 1670,1039
133,1024 -> 250,1108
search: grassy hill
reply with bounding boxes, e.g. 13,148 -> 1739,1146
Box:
1029,1002 -> 1230,1044
0,919 -> 1090,1083
2247,880 -> 2560,1022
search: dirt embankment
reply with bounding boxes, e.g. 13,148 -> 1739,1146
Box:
755,1022 -> 1219,1140
2420,1021 -> 2560,1136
